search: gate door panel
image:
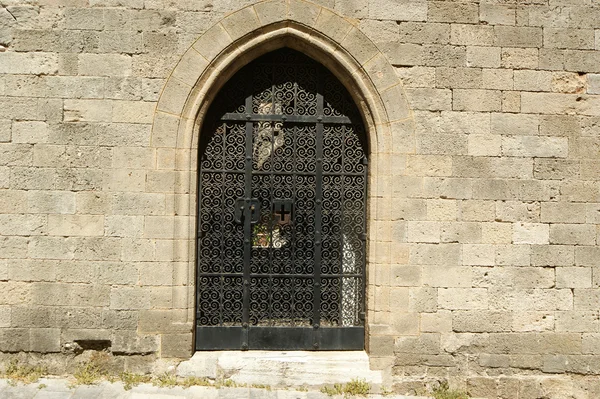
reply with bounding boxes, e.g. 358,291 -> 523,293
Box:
196,49 -> 368,350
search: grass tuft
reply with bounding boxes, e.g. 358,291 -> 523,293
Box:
4,360 -> 46,385
431,381 -> 470,399
152,372 -> 178,388
73,351 -> 111,385
320,379 -> 370,397
119,372 -> 152,390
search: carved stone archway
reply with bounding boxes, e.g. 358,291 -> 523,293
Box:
149,0 -> 415,365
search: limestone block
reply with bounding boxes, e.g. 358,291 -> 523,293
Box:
422,177 -> 473,200
30,328 -> 61,352
512,312 -> 554,332
395,66 -> 435,88
439,288 -> 488,310
436,67 -> 481,89
552,72 -> 586,94
550,224 -> 596,245
0,52 -> 58,74
129,9 -> 176,32
532,245 -> 574,267
0,236 -> 28,259
417,133 -> 468,155
405,154 -> 452,177
481,222 -> 512,244
451,24 -> 494,46
502,91 -> 521,113
406,221 -> 440,243
422,44 -> 466,67
381,42 -> 423,66
555,311 -> 599,332
473,179 -> 519,201
453,311 -> 512,333
534,159 -> 580,180
105,215 -> 144,238
47,215 -> 104,237
582,333 -> 600,353
544,28 -> 595,50
514,70 -> 552,92
494,26 -> 542,48
28,236 -> 75,260
461,200 -> 495,222
72,237 -> 121,261
557,267 -> 592,289
482,68 -> 513,90
112,192 -> 166,216
12,121 -> 49,144
32,282 -> 109,307
65,8 -> 104,30
495,245 -> 531,267
369,0 -> 427,21
467,134 -> 501,156
64,99 -> 111,123
121,238 -> 155,261
422,265 -> 472,287
564,50 -> 600,73
426,199 -> 458,221
421,311 -> 452,333
429,1 -> 477,23
0,119 -> 10,143
513,223 -> 549,245
440,222 -> 481,243
575,246 -> 600,267
467,46 -> 501,68
34,145 -> 112,169
501,48 -> 538,69
406,88 -> 452,110
0,305 -> 10,327
463,244 -> 495,266
112,330 -> 159,354
409,288 -> 437,312
541,202 -> 586,224
502,136 -> 568,158
101,309 -> 138,330
112,101 -> 154,124
453,89 -> 502,112
496,201 -> 540,222
79,54 -> 132,77
105,169 -> 146,192
453,156 -> 532,179
480,4 -> 515,25
8,259 -> 57,282
589,74 -> 600,94
397,22 -> 449,45
2,190 -> 27,214
111,287 -> 151,310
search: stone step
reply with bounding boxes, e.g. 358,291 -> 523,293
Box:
176,351 -> 384,388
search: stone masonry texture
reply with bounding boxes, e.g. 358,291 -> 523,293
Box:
0,0 -> 600,398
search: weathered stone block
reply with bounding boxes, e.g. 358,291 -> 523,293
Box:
550,224 -> 596,245
369,0 -> 427,21
453,89 -> 502,112
556,267 -> 592,289
513,223 -> 549,245
439,288 -> 488,310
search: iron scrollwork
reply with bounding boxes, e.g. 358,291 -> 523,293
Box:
196,48 -> 368,350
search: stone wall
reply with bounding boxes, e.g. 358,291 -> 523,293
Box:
1,0 -> 600,397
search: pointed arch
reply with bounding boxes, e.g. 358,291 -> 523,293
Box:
151,0 -> 415,359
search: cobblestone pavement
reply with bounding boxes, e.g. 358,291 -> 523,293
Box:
0,378 -> 428,399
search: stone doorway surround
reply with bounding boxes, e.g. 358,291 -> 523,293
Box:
149,0 -> 414,376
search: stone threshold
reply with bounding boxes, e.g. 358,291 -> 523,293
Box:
176,351 -> 384,388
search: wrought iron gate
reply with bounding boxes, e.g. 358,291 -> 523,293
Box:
196,49 -> 368,350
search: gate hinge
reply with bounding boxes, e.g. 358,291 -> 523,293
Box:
359,233 -> 367,241
359,312 -> 366,321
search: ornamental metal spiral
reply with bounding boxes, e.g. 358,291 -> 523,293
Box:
196,48 -> 368,350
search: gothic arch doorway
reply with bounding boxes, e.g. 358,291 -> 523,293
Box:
196,48 -> 368,351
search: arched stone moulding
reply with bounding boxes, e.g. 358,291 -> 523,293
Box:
150,0 -> 415,357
